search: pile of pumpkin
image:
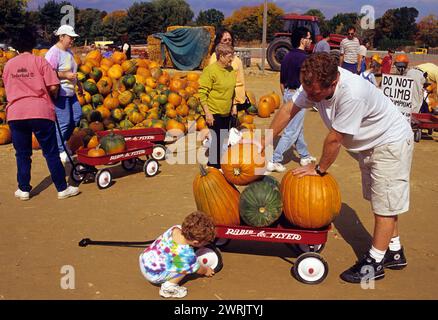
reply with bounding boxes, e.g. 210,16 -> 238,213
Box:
193,142 -> 341,229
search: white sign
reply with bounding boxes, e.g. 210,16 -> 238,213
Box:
381,74 -> 414,122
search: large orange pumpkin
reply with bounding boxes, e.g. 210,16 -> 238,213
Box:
257,101 -> 271,118
280,172 -> 342,229
193,165 -> 240,225
0,126 -> 11,144
221,142 -> 265,186
259,95 -> 276,113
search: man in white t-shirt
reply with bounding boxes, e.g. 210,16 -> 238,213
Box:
268,52 -> 414,284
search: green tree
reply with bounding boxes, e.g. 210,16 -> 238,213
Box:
305,8 -> 329,35
152,0 -> 194,30
328,12 -> 360,35
37,0 -> 75,42
0,0 -> 28,44
101,10 -> 128,41
126,2 -> 161,44
416,14 -> 438,48
374,7 -> 418,49
76,8 -> 106,45
196,8 -> 224,30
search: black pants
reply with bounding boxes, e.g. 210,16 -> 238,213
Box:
207,114 -> 231,169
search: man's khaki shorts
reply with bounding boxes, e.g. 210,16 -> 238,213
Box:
358,136 -> 414,216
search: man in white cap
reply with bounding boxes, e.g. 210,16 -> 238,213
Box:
45,25 -> 81,163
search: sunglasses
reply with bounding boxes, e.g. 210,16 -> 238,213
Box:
222,38 -> 232,43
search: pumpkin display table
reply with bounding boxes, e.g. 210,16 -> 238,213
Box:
214,219 -> 331,285
72,139 -> 159,189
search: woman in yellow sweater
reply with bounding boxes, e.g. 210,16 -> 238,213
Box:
199,43 -> 237,168
208,29 -> 247,110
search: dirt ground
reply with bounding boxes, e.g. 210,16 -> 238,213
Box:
1,67 -> 438,301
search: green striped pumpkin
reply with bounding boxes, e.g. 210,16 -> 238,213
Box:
239,180 -> 283,227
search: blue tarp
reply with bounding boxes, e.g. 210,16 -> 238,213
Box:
153,27 -> 211,71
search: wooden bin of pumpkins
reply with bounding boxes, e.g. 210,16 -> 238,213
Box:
192,140 -> 342,284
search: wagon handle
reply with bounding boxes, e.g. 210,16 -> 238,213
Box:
78,238 -> 154,247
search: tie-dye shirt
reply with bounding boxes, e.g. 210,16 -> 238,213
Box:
45,45 -> 77,97
139,225 -> 200,282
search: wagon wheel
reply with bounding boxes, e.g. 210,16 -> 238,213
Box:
121,158 -> 137,171
414,129 -> 422,142
152,144 -> 167,161
195,245 -> 223,273
96,169 -> 112,189
292,252 -> 328,285
214,238 -> 231,249
143,159 -> 159,177
70,163 -> 86,183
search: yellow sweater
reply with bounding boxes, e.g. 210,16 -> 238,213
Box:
198,62 -> 236,115
209,53 -> 246,104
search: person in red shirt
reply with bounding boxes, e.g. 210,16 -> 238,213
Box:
3,32 -> 80,200
381,49 -> 395,74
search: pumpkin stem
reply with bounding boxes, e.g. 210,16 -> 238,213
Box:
259,207 -> 266,214
199,164 -> 208,176
233,167 -> 241,176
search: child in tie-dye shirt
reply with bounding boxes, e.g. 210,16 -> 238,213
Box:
139,211 -> 216,298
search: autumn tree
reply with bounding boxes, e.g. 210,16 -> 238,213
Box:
224,3 -> 284,42
75,8 -> 106,44
416,14 -> 438,48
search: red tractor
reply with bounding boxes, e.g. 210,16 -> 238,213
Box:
267,14 -> 345,71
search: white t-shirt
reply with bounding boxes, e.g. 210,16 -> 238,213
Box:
293,67 -> 412,152
358,45 -> 367,57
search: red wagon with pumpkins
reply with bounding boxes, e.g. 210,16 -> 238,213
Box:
70,129 -> 165,189
192,142 -> 341,284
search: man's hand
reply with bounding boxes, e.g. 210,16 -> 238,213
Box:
231,105 -> 237,116
292,164 -> 319,178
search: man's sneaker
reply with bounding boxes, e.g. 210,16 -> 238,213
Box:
300,156 -> 316,166
57,186 -> 80,200
266,161 -> 286,172
15,189 -> 30,201
59,151 -> 69,163
340,254 -> 385,283
159,282 -> 187,298
383,247 -> 407,270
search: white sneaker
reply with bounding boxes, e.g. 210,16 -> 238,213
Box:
15,189 -> 30,201
266,161 -> 286,172
300,156 -> 317,166
59,151 -> 69,163
57,186 -> 80,200
159,282 -> 187,298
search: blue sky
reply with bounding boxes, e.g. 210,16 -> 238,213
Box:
27,0 -> 437,19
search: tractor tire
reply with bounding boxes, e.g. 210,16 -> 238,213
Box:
267,37 -> 292,72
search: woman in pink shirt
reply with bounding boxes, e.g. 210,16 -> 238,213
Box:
2,33 -> 80,200
45,25 -> 81,162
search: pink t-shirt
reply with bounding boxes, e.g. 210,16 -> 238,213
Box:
3,53 -> 60,121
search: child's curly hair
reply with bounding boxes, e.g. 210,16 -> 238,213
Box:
181,211 -> 216,244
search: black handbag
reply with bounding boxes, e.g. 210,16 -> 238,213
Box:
235,94 -> 252,112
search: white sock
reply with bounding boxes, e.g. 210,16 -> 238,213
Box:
369,246 -> 386,263
389,236 -> 401,251
162,281 -> 177,288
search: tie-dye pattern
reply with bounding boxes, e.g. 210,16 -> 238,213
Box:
139,225 -> 200,283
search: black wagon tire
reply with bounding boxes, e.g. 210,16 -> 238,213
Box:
121,158 -> 137,171
96,169 -> 112,189
152,144 -> 166,161
143,159 -> 159,177
71,163 -> 86,183
195,245 -> 223,273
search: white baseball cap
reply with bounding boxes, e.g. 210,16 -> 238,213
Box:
55,25 -> 79,37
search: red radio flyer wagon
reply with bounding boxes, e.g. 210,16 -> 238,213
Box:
411,113 -> 438,142
211,218 -> 331,285
71,140 -> 159,189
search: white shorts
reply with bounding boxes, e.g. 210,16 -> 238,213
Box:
358,136 -> 414,216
